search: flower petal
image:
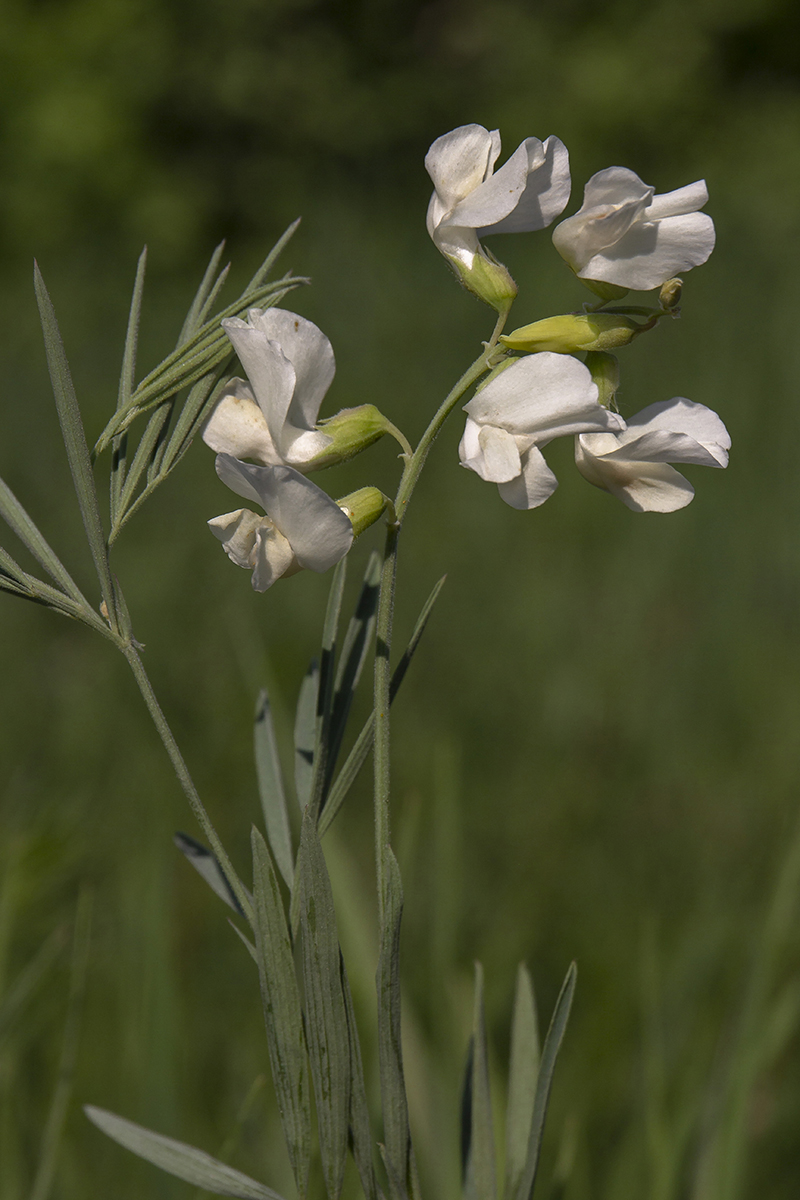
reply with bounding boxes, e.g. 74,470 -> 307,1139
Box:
248,308 -> 336,432
464,353 -> 625,441
576,435 -> 696,512
443,138 -> 533,231
623,398 -> 730,464
221,318 -> 296,436
425,125 -> 501,215
497,445 -> 559,510
201,379 -> 282,465
207,508 -> 262,567
250,524 -> 297,591
645,180 -> 708,220
480,137 -> 571,234
459,420 -> 521,482
579,211 -> 716,290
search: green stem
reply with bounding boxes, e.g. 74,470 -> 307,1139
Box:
122,645 -> 253,923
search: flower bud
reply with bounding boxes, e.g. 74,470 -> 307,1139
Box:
337,487 -> 389,537
501,313 -> 640,355
659,277 -> 682,309
450,251 -> 518,313
307,406 -> 396,470
584,351 -> 620,408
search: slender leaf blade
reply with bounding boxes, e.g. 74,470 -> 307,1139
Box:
174,832 -> 246,915
33,265 -> 116,622
85,1106 -> 285,1199
341,967 -> 380,1200
251,828 -> 311,1198
246,219 -> 301,290
296,809 -> 351,1200
377,848 -> 414,1200
254,689 -> 294,889
294,661 -> 319,811
325,552 -> 380,791
464,962 -> 497,1200
514,963 -> 577,1200
0,476 -> 89,607
504,964 -> 540,1200
110,247 -> 147,524
178,240 -> 227,347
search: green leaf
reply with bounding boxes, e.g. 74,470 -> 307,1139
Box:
296,809 -> 351,1200
174,832 -> 248,916
33,265 -> 116,626
304,556 -> 348,822
504,965 -> 540,1200
251,828 -> 311,1198
319,575 -> 446,836
377,848 -> 413,1200
465,962 -> 497,1200
178,240 -> 228,348
110,247 -> 147,526
85,1106 -> 286,1199
246,218 -> 302,291
341,968 -> 380,1200
254,689 -> 294,890
0,476 -> 90,609
294,661 -> 319,811
0,927 -> 66,1046
514,963 -> 577,1200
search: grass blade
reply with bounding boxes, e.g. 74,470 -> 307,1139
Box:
296,809 -> 351,1200
0,476 -> 91,608
504,964 -> 540,1200
85,1106 -> 286,1199
464,962 -> 497,1200
110,247 -> 147,524
246,219 -> 302,290
251,828 -> 311,1198
254,689 -> 294,890
174,832 -> 247,915
342,968 -> 381,1200
178,240 -> 227,348
308,556 -> 348,821
319,575 -> 447,836
377,848 -> 414,1200
294,661 -> 319,811
514,962 -> 577,1200
33,264 -> 116,624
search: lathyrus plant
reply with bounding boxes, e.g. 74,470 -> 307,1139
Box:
0,123 -> 728,1200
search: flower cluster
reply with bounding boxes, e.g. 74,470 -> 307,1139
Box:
202,122 -> 728,591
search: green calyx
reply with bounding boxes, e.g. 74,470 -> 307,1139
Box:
308,405 -> 411,469
584,351 -> 620,408
336,487 -> 391,537
501,313 -> 642,355
449,250 -> 518,314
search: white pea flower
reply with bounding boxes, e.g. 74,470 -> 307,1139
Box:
426,124 -> 570,307
202,308 -> 334,470
208,454 -> 353,591
575,398 -> 730,512
552,167 -> 715,291
459,352 -> 626,510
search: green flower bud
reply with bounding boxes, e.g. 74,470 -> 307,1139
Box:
501,313 -> 640,355
307,406 -> 399,470
337,487 -> 390,537
659,277 -> 683,309
584,351 -> 620,408
449,251 -> 518,314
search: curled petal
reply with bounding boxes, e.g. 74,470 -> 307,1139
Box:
247,308 -> 336,433
207,508 -> 297,590
497,445 -> 559,510
480,137 -> 571,234
425,125 -> 502,219
201,379 -> 281,465
221,319 -> 296,438
622,399 -> 730,465
459,419 -> 521,482
575,439 -> 696,512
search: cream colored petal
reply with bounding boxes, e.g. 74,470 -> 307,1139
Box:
201,381 -> 282,465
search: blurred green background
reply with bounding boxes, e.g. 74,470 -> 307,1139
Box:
2,0 -> 800,1196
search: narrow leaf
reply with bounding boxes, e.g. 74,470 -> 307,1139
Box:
465,963 -> 497,1200
85,1106 -> 286,1200
0,927 -> 66,1044
377,849 -> 413,1200
33,265 -> 116,622
110,247 -> 147,523
254,689 -> 293,889
514,962 -> 577,1200
0,476 -> 90,608
296,809 -> 351,1200
178,240 -> 227,347
319,575 -> 447,836
294,661 -> 319,811
251,828 -> 311,1198
342,967 -> 381,1200
504,965 -> 540,1200
307,557 -> 348,821
174,832 -> 246,915
246,219 -> 302,290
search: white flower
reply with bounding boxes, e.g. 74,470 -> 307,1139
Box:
459,352 -> 626,510
202,308 -> 334,469
552,167 -> 715,291
575,398 -> 730,512
208,454 -> 353,591
425,124 -> 571,271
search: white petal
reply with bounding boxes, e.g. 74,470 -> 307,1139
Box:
645,180 -> 708,220
248,308 -> 336,431
481,137 -> 571,234
623,399 -> 730,464
430,222 -> 482,269
579,211 -> 716,290
221,319 -> 296,437
459,422 -> 521,482
201,380 -> 282,464
250,524 -> 297,591
580,166 -> 653,209
425,125 -> 501,213
443,138 -> 533,231
214,453 -> 266,509
575,436 -> 695,512
207,509 -> 262,567
497,445 -> 559,509
464,353 -> 624,441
